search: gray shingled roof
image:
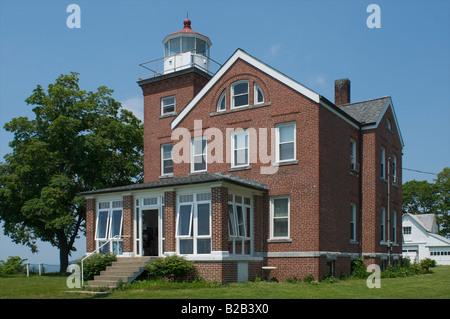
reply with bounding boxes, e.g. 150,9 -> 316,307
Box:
79,172 -> 268,196
338,96 -> 390,125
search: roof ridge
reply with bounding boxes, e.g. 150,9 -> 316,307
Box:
338,95 -> 391,107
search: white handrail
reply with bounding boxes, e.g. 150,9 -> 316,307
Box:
81,235 -> 130,287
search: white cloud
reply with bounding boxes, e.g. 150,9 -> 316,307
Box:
269,43 -> 282,56
312,75 -> 326,86
120,96 -> 143,122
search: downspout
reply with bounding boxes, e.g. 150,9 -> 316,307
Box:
358,125 -> 363,259
387,156 -> 391,266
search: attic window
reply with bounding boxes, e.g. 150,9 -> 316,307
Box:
386,118 -> 392,131
254,83 -> 264,104
231,80 -> 249,108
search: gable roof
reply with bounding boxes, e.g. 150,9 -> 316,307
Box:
403,213 -> 450,246
338,96 -> 404,147
170,48 -> 403,147
170,48 -> 322,129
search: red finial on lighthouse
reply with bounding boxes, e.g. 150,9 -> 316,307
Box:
184,18 -> 191,29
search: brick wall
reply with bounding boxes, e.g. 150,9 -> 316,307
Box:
163,190 -> 177,253
86,198 -> 96,253
122,195 -> 134,253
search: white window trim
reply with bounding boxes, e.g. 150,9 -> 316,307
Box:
392,154 -> 398,183
392,211 -> 397,244
253,82 -> 264,105
231,129 -> 249,168
161,143 -> 173,177
95,200 -> 124,253
269,196 -> 290,240
275,122 -> 296,163
191,136 -> 207,173
228,194 -> 253,255
217,90 -> 226,112
381,206 -> 386,243
175,192 -> 212,256
381,146 -> 386,180
350,139 -> 356,165
350,203 -> 357,242
231,80 -> 249,109
161,95 -> 176,115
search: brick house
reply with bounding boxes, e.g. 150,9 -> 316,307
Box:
81,19 -> 404,283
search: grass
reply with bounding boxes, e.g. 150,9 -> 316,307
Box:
0,266 -> 449,299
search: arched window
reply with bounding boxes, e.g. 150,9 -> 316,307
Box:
254,83 -> 264,104
217,90 -> 226,112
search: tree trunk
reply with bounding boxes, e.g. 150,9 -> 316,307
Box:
59,243 -> 70,273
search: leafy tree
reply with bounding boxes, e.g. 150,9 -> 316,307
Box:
402,167 -> 450,238
0,72 -> 143,272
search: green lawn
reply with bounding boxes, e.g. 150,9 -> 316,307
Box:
0,266 -> 449,299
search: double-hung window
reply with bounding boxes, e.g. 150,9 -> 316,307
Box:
350,139 -> 357,170
95,201 -> 124,254
270,196 -> 290,239
161,96 -> 175,115
381,206 -> 386,243
392,211 -> 397,244
392,154 -> 398,184
161,143 -> 173,176
228,195 -> 252,255
231,80 -> 249,108
276,122 -> 296,162
381,146 -> 386,179
191,137 -> 207,172
231,130 -> 249,167
350,204 -> 357,242
176,193 -> 211,255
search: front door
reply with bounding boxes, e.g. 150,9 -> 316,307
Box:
142,209 -> 159,256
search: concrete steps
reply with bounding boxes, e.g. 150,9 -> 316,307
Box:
87,257 -> 154,289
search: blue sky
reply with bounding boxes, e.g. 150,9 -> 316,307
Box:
0,0 -> 449,265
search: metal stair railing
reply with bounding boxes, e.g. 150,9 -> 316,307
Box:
81,235 -> 130,287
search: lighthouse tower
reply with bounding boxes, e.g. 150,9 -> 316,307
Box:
138,19 -> 215,183
162,18 -> 212,74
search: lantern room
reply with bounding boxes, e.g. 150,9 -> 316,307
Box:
162,18 -> 212,74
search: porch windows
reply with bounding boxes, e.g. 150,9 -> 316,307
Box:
228,195 -> 252,255
176,193 -> 211,255
95,201 -> 123,254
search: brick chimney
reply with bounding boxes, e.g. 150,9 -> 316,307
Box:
335,78 -> 350,105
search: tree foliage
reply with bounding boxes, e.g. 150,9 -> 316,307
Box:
0,72 -> 143,272
402,167 -> 450,237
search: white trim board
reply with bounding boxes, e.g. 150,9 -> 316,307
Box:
171,49 -> 320,129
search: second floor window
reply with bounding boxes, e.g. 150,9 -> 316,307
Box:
276,122 -> 296,162
381,146 -> 386,179
191,137 -> 207,172
161,96 -> 175,115
231,130 -> 249,167
161,143 -> 173,176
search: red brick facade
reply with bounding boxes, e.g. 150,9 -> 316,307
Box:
84,46 -> 403,282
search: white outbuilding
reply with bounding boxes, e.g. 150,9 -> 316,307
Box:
402,213 -> 450,265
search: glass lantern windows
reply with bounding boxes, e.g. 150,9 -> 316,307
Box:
165,36 -> 210,57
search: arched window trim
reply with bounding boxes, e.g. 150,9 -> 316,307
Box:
254,82 -> 264,105
217,90 -> 226,112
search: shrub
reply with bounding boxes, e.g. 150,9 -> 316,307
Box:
145,255 -> 195,282
0,256 -> 27,276
419,258 -> 436,273
350,257 -> 368,279
79,252 -> 116,281
302,273 -> 315,283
